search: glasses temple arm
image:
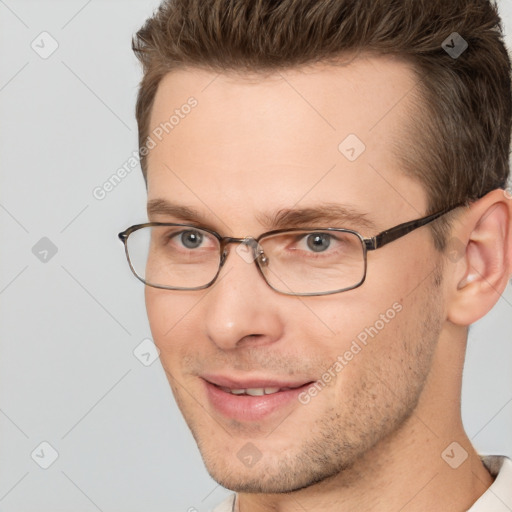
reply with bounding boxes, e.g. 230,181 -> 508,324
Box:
364,203 -> 465,251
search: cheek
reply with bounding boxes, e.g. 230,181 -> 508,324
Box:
145,288 -> 205,359
296,299 -> 437,451
303,302 -> 406,390
294,284 -> 425,401
297,285 -> 404,345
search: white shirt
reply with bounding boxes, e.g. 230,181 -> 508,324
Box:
468,456 -> 512,511
212,456 -> 512,512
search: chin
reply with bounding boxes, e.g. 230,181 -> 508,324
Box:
196,436 -> 355,494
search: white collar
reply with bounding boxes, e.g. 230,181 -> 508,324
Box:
467,456 -> 512,511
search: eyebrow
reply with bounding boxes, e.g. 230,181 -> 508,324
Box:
147,198 -> 377,233
258,204 -> 377,231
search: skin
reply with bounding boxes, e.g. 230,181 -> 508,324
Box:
143,54 -> 512,511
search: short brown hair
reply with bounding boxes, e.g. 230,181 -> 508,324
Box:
132,0 -> 512,249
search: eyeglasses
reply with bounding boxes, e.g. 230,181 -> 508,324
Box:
118,203 -> 463,296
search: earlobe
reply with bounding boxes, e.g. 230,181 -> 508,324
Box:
447,190 -> 512,326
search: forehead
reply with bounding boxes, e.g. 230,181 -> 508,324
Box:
145,55 -> 427,233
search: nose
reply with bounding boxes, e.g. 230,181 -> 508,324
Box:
203,243 -> 285,351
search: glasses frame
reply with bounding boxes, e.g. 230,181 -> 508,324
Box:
118,202 -> 464,296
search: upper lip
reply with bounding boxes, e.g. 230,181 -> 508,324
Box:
202,374 -> 314,389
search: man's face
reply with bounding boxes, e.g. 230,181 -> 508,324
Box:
144,55 -> 446,492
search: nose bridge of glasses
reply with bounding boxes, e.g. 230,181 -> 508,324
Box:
219,236 -> 267,266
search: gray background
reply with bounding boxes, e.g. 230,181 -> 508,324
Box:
0,1 -> 511,511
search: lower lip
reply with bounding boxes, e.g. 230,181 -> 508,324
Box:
203,380 -> 313,422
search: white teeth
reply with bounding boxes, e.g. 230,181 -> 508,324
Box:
224,387 -> 282,396
245,388 -> 265,396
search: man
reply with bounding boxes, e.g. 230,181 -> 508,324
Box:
119,0 -> 512,510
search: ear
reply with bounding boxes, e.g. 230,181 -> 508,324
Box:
446,188 -> 512,326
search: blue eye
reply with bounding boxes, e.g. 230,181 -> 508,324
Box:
306,233 -> 332,252
180,230 -> 204,249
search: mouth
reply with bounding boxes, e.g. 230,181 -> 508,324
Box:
201,375 -> 315,422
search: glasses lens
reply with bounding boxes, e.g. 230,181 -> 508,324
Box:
258,230 -> 365,295
126,225 -> 221,289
